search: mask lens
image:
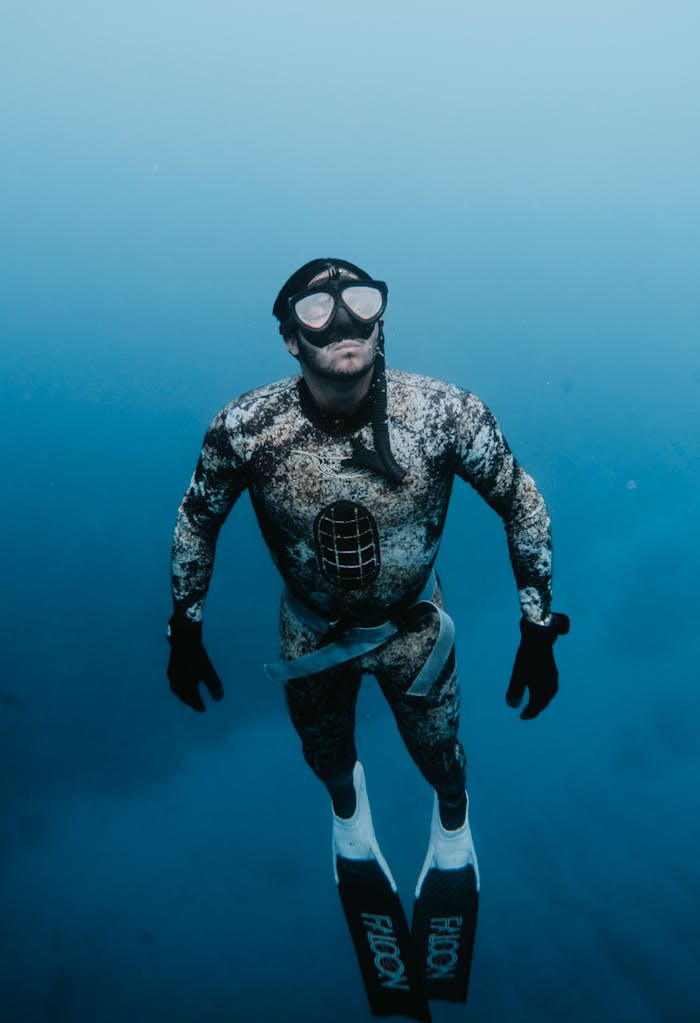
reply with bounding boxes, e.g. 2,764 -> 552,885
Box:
342,285 -> 384,321
294,291 -> 334,329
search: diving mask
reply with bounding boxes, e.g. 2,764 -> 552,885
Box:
284,276 -> 387,343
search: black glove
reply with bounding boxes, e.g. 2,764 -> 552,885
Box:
506,612 -> 570,720
167,617 -> 224,713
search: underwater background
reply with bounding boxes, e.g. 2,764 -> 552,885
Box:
2,2 -> 699,1020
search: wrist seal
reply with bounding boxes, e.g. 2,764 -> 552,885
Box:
520,613 -> 570,644
167,616 -> 203,647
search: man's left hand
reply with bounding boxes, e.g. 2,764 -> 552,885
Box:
506,613 -> 570,720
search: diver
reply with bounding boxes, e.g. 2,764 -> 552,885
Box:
167,257 -> 569,899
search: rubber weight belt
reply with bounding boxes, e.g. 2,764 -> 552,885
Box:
264,571 -> 454,697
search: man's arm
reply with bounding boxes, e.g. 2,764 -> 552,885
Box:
454,391 -> 568,719
171,407 -> 247,621
454,392 -> 552,624
168,407 -> 247,712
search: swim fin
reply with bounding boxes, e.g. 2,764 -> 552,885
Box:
334,764 -> 431,1021
411,794 -> 479,1004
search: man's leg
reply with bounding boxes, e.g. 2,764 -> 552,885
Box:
280,616 -> 430,1018
283,665 -> 362,817
373,619 -> 479,1005
284,665 -> 398,883
372,621 -> 467,829
279,595 -> 363,816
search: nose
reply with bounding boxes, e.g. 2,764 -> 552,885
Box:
331,305 -> 355,333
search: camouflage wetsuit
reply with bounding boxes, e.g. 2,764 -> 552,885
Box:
171,369 -> 552,803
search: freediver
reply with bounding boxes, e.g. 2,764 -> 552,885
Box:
167,257 -> 568,892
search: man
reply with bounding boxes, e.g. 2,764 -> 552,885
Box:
167,258 -> 568,1001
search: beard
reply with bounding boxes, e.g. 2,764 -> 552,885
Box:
295,330 -> 379,383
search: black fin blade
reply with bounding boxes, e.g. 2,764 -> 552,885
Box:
336,857 -> 432,1021
411,866 -> 479,1003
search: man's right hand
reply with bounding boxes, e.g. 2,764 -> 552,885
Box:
167,617 -> 224,712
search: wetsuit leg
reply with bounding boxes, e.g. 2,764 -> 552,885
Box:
370,617 -> 467,820
280,597 -> 362,814
283,665 -> 362,813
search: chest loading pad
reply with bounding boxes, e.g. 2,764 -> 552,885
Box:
313,500 -> 381,588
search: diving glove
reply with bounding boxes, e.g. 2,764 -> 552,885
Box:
506,613 -> 570,720
167,617 -> 224,712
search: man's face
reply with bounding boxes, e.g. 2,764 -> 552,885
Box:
283,268 -> 381,383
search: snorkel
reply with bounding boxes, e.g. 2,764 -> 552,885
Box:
273,259 -> 406,485
343,326 -> 406,484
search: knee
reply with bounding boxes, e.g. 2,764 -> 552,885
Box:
302,742 -> 357,792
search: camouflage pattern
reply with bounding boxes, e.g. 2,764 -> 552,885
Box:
171,368 -> 552,626
279,575 -> 466,799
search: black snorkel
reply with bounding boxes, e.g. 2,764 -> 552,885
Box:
341,326 -> 406,485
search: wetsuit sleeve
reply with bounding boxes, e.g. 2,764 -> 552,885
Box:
171,408 -> 247,622
454,393 -> 552,623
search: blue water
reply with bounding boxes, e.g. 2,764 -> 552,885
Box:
2,2 -> 699,1020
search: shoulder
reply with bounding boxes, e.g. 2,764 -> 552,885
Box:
387,368 -> 485,414
214,376 -> 300,430
387,368 -> 501,443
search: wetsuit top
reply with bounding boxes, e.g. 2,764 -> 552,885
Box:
171,369 -> 552,627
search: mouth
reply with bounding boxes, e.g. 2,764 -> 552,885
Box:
329,338 -> 366,350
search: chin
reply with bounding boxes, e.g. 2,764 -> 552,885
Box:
329,364 -> 367,380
